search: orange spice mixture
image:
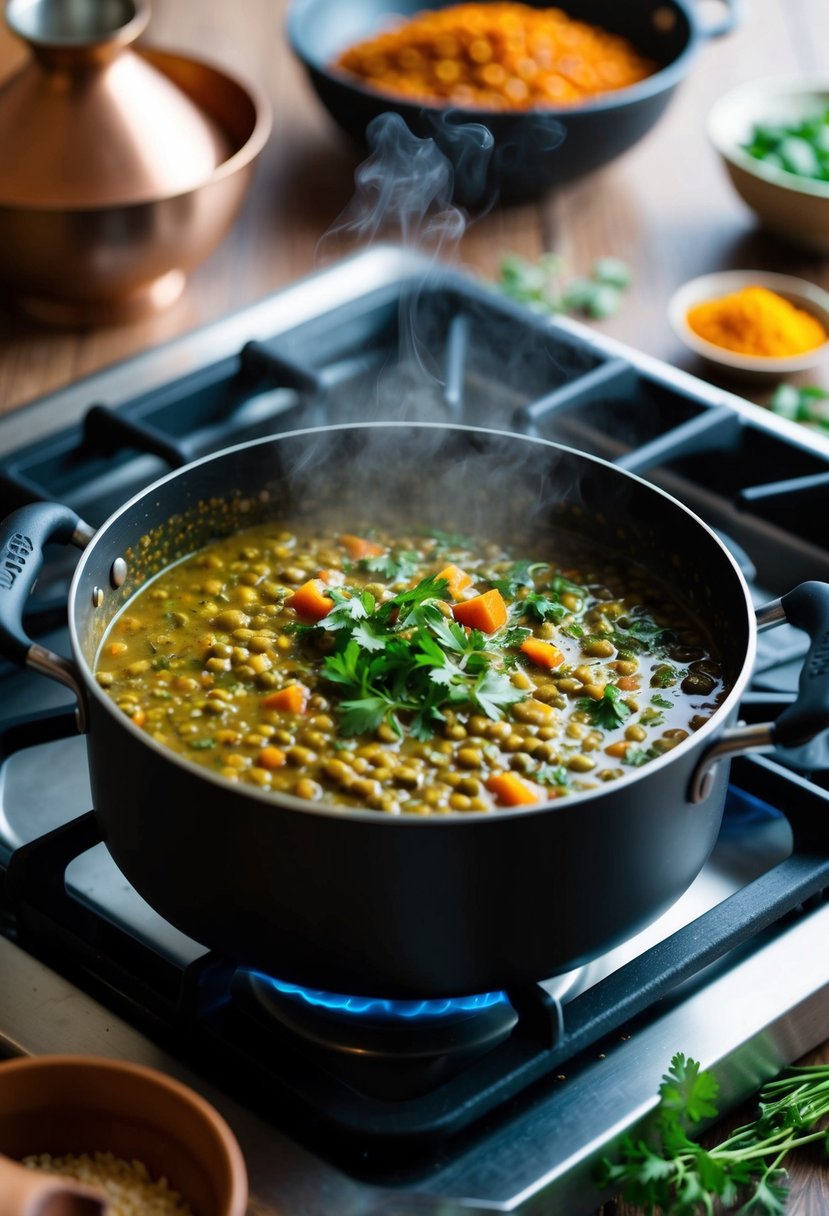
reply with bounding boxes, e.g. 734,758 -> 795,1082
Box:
686,286 -> 828,358
333,3 -> 657,110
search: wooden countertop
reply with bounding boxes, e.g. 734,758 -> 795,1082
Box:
1,1 -> 828,1212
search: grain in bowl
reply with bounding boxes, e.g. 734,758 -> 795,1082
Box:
23,1150 -> 192,1216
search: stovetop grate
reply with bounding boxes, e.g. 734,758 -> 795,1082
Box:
1,251 -> 829,1198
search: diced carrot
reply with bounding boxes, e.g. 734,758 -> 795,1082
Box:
285,578 -> 333,622
261,683 -> 310,714
109,641 -> 128,657
130,708 -> 146,728
520,637 -> 565,669
617,675 -> 640,691
452,588 -> 507,633
485,771 -> 539,807
436,563 -> 473,600
258,746 -> 287,770
340,533 -> 385,559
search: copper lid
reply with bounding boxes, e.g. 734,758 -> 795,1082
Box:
0,0 -> 233,207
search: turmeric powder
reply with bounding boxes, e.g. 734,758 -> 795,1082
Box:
686,285 -> 827,358
333,3 -> 656,111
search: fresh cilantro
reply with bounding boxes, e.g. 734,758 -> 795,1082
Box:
189,738 -> 215,750
535,764 -> 570,788
358,549 -> 421,582
578,683 -> 631,729
307,576 -> 526,738
523,593 -> 569,624
488,560 -> 548,597
601,1052 -> 829,1215
651,693 -> 673,709
501,626 -> 533,650
625,745 -> 660,767
611,611 -> 675,655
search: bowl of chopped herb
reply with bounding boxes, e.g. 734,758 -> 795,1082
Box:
708,77 -> 829,251
667,269 -> 829,383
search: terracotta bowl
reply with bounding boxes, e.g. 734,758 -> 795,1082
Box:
708,76 -> 829,252
0,1055 -> 248,1216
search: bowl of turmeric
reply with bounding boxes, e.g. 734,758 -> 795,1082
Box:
667,270 -> 829,382
287,0 -> 740,205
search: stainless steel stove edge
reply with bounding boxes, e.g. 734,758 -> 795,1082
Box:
2,244 -> 828,467
2,899 -> 829,1216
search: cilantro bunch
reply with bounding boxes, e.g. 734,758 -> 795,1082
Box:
601,1052 -> 829,1214
304,576 -> 525,739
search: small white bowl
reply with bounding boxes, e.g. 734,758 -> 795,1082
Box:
708,77 -> 829,252
667,270 -> 829,383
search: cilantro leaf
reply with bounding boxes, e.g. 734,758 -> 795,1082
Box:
578,683 -> 631,729
535,764 -> 570,788
358,549 -> 421,581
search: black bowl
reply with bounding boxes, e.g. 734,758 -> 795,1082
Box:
287,0 -> 739,205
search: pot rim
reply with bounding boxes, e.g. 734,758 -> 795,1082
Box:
69,421 -> 757,826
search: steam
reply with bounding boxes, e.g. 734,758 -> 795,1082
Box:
316,111 -> 492,262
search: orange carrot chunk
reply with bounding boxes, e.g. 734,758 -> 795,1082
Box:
452,588 -> 507,633
285,578 -> 333,622
486,772 -> 539,807
261,683 -> 310,714
340,533 -> 385,559
258,746 -> 287,770
520,637 -> 565,669
436,563 -> 473,600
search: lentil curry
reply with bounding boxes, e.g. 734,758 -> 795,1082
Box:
94,524 -> 728,815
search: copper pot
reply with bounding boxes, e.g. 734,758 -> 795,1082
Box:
0,0 -> 271,324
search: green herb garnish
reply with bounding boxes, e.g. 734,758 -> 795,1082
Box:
357,549 -> 421,582
651,693 -> 673,709
308,577 -> 526,739
488,560 -> 549,598
578,683 -> 631,729
601,1051 -> 829,1214
535,764 -> 571,788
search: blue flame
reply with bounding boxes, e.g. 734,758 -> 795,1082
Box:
255,974 -> 509,1021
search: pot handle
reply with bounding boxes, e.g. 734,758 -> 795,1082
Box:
0,502 -> 94,720
690,581 -> 829,802
696,0 -> 742,39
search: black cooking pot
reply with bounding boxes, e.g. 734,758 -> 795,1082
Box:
1,424 -> 827,998
287,0 -> 741,203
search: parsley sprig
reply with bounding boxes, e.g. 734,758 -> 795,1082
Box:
308,577 -> 526,739
602,1052 -> 829,1214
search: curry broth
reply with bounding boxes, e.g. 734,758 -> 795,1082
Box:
93,522 -> 728,814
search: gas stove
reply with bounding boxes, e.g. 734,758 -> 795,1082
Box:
1,246 -> 829,1215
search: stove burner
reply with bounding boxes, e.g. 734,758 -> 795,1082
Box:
263,977 -> 509,1020
231,970 -> 519,1099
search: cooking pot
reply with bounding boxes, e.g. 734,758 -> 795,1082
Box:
287,0 -> 742,203
0,424 -> 827,998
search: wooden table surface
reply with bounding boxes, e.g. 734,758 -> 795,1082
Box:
1,1 -> 828,1212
